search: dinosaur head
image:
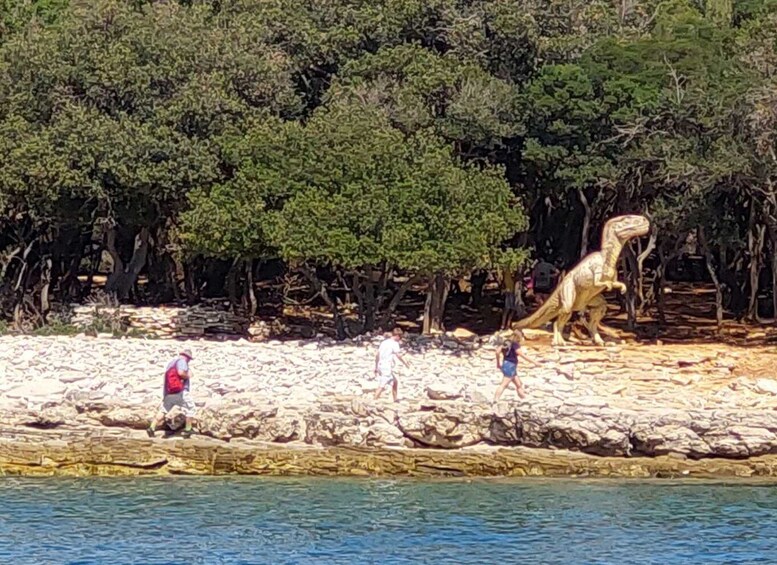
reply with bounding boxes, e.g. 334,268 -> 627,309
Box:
602,214 -> 650,244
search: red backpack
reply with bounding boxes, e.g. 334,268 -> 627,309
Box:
165,361 -> 185,394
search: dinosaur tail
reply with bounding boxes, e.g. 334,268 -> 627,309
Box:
514,288 -> 562,329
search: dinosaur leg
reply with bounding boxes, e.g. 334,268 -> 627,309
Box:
552,283 -> 575,346
553,312 -> 571,346
586,295 -> 607,346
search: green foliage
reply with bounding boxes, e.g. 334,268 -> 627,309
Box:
328,44 -> 524,150
2,0 -> 777,331
732,0 -> 777,24
0,0 -> 301,279
32,318 -> 81,336
489,247 -> 531,273
0,0 -> 68,42
184,103 -> 525,276
31,309 -> 154,337
518,58 -> 641,232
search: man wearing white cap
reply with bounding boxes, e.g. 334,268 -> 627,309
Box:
147,348 -> 196,438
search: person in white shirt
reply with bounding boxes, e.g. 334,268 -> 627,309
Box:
374,328 -> 410,401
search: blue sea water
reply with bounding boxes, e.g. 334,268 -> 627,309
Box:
1,477 -> 777,564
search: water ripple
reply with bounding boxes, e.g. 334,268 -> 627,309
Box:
1,478 -> 777,564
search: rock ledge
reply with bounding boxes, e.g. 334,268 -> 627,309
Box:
1,335 -> 776,478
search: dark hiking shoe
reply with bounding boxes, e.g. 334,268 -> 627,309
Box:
146,427 -> 155,438
181,429 -> 193,439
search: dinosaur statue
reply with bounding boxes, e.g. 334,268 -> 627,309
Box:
515,214 -> 650,346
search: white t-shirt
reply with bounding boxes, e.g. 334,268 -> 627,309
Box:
377,338 -> 401,374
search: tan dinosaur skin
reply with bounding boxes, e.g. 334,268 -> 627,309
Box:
515,215 -> 650,346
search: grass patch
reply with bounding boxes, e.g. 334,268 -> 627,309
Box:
32,319 -> 81,336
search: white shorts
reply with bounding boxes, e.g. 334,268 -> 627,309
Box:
377,367 -> 395,387
159,391 -> 196,417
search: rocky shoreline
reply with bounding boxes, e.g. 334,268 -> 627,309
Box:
6,429 -> 777,478
2,333 -> 777,478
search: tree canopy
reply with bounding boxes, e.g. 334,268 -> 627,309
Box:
0,0 -> 776,334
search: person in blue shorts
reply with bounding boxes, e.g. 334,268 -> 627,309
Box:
494,330 -> 541,402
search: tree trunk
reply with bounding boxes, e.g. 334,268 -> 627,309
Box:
84,235 -> 103,296
470,269 -> 487,306
351,266 -> 390,332
375,264 -> 390,322
765,226 -> 777,323
363,279 -> 377,331
763,198 -> 777,324
771,239 -> 777,324
514,267 -> 527,319
143,226 -> 177,303
578,187 -> 591,258
12,240 -> 34,293
715,243 -> 745,319
0,244 -> 22,281
757,179 -> 777,323
423,273 -> 449,334
747,219 -> 765,321
183,258 -> 199,303
301,264 -> 345,340
377,276 -> 419,329
105,228 -> 150,301
745,200 -> 766,322
618,0 -> 636,24
168,256 -> 182,302
226,258 -> 240,312
423,285 -> 433,334
40,257 -> 52,321
698,227 -> 724,333
351,273 -> 367,331
11,240 -> 35,330
622,245 -> 638,330
636,230 -> 656,315
245,259 -> 257,317
59,246 -> 85,302
654,247 -> 672,329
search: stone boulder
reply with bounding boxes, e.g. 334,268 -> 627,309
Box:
165,406 -> 187,431
425,384 -> 464,401
395,404 -> 485,448
305,413 -> 367,446
755,379 -> 777,396
631,424 -> 712,458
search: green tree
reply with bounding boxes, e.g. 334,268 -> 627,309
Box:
0,0 -> 301,318
184,103 -> 525,334
0,0 -> 68,43
327,44 -> 524,158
